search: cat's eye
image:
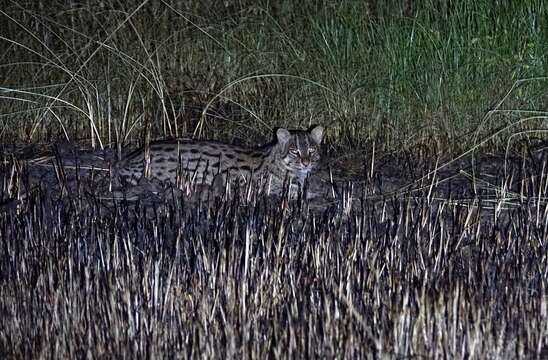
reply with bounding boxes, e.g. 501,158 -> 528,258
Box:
289,148 -> 300,155
308,148 -> 317,154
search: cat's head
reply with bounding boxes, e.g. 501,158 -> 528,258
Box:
275,125 -> 324,175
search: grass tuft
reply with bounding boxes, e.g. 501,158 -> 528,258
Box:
0,0 -> 546,152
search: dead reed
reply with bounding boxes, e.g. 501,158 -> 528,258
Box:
0,166 -> 546,359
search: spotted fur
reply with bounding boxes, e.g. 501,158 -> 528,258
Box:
115,126 -> 324,193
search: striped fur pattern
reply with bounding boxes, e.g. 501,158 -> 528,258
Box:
115,126 -> 324,192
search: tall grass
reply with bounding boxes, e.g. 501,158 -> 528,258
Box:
1,0 -> 546,152
0,176 -> 547,358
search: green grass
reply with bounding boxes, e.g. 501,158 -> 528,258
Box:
1,0 -> 547,152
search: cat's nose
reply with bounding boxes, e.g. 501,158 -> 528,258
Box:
301,158 -> 310,166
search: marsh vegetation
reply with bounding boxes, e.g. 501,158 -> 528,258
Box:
1,0 -> 547,358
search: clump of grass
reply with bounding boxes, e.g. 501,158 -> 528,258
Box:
1,0 -> 546,153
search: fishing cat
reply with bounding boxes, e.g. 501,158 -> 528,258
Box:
115,126 -> 324,196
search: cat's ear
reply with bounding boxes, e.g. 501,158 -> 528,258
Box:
309,126 -> 324,144
276,128 -> 291,145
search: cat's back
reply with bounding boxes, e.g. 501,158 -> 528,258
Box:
116,138 -> 269,185
120,138 -> 239,162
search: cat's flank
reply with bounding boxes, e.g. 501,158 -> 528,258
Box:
115,126 -> 324,194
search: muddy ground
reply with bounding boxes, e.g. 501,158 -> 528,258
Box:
1,140 -> 547,215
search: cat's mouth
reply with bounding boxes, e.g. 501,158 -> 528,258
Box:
287,161 -> 315,173
299,163 -> 315,171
